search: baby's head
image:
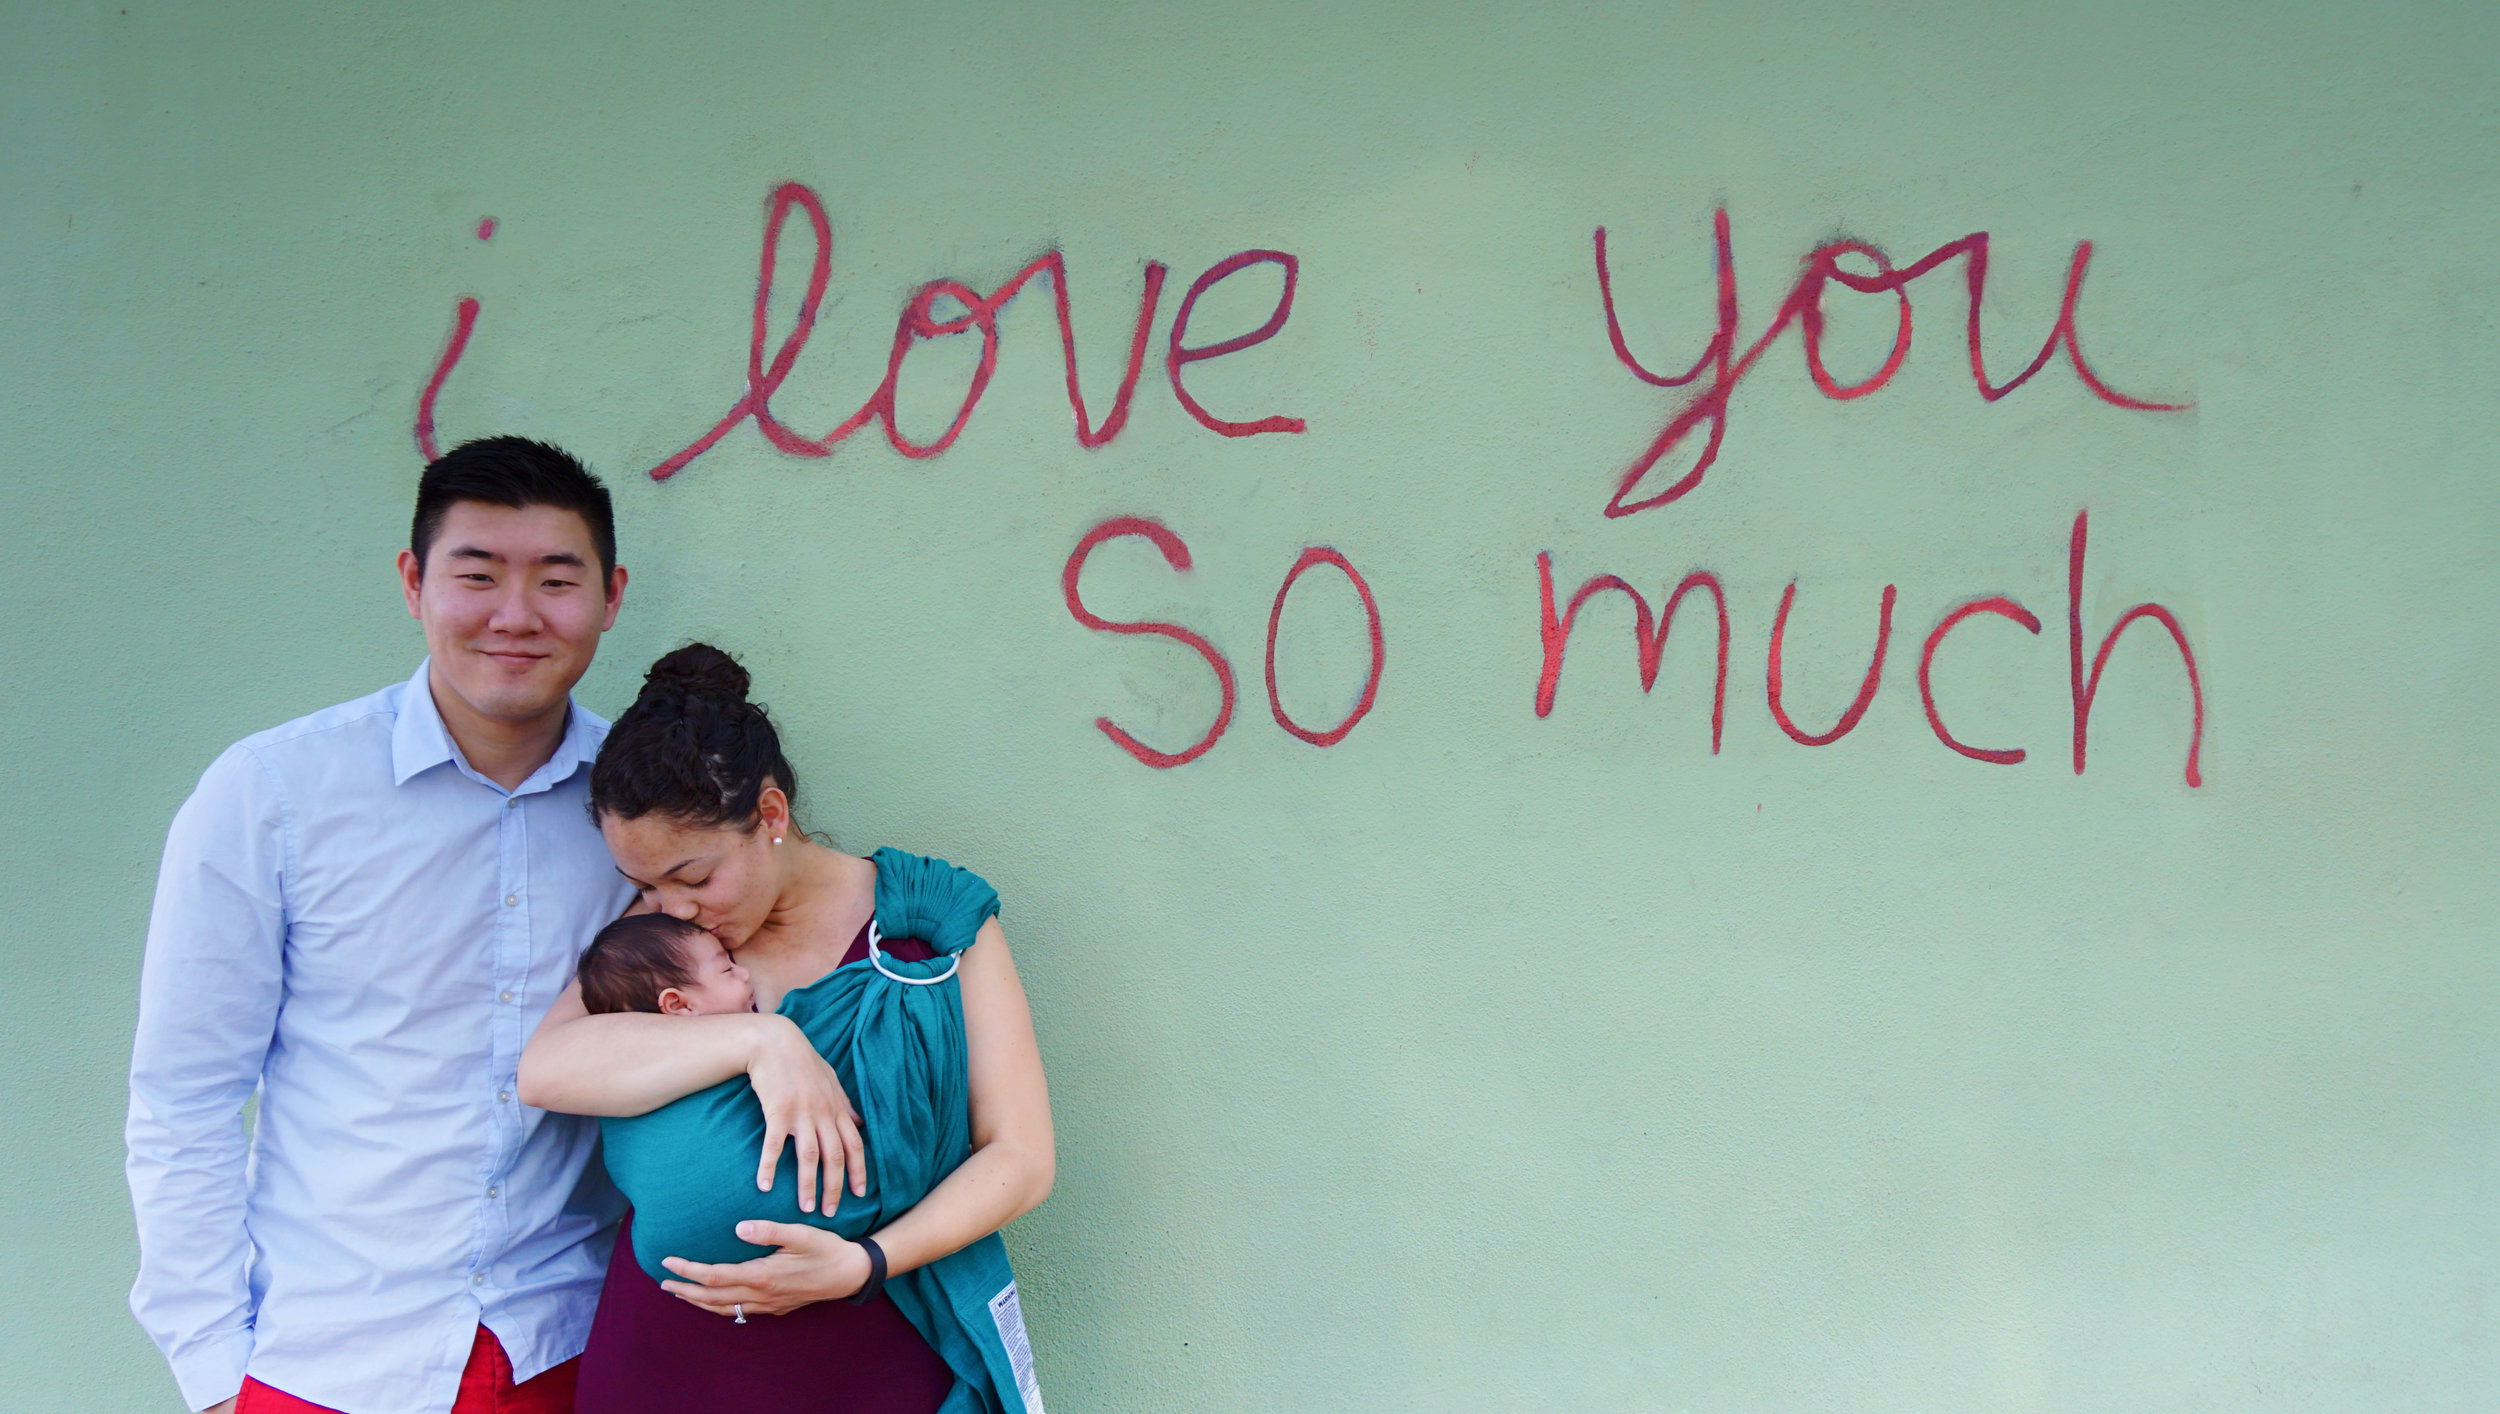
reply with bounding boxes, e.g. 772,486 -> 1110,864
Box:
576,913 -> 756,1017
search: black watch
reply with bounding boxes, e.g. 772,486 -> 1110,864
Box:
848,1235 -> 888,1305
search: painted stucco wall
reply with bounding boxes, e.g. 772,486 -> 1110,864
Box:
6,2 -> 2495,1409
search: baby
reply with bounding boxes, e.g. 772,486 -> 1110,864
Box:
576,913 -> 756,1016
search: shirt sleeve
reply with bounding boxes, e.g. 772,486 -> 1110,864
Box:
125,742 -> 290,1411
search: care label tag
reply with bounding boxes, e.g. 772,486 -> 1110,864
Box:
987,1280 -> 1046,1414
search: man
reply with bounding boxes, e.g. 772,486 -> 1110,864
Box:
127,438 -> 634,1414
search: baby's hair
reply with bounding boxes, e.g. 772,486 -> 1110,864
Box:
577,914 -> 709,1015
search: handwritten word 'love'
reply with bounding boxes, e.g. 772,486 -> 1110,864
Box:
415,183 -> 1307,477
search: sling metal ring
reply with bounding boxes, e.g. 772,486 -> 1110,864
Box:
866,919 -> 962,985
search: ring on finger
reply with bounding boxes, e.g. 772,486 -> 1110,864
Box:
733,1303 -> 747,1324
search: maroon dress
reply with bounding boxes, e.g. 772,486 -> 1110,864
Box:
573,924 -> 957,1414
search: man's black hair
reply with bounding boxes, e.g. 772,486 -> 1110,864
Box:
411,436 -> 616,580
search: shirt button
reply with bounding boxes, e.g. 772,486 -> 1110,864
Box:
486,1186 -> 499,1199
497,1090 -> 512,1103
506,797 -> 521,809
499,990 -> 514,1003
472,1273 -> 486,1286
504,894 -> 519,908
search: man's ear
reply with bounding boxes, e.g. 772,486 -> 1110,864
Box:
398,549 -> 425,619
656,987 -> 695,1016
600,564 -> 629,631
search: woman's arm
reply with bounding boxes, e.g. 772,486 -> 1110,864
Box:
657,916 -> 1054,1314
520,983 -> 868,1207
868,914 -> 1058,1253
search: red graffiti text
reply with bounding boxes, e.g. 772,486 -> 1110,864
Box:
1063,517 -> 1383,768
1592,211 -> 2187,518
1536,511 -> 2205,785
415,183 -> 1305,473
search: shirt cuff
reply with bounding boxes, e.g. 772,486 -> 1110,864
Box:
168,1329 -> 253,1412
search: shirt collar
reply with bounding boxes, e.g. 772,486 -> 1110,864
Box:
534,693 -> 606,795
390,659 -> 459,786
391,657 -> 606,795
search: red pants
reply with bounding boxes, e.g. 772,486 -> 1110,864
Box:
236,1326 -> 577,1414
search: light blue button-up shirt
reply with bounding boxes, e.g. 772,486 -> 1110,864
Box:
126,660 -> 633,1414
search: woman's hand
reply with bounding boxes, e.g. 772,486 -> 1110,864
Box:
747,1015 -> 867,1210
659,1221 -> 874,1317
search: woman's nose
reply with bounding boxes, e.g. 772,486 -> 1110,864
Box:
662,896 -> 699,921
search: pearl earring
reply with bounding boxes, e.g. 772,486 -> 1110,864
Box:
772,836 -> 783,845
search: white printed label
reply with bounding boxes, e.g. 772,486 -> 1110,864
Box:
987,1280 -> 1046,1414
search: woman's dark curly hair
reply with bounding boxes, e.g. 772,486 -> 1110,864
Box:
589,643 -> 798,829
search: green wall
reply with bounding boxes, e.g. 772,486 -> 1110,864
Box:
7,2 -> 2496,1408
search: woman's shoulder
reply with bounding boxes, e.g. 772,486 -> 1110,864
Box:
867,847 -> 1000,957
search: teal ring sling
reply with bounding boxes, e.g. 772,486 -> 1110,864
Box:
599,848 -> 1043,1414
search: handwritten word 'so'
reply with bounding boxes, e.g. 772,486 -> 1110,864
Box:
1065,519 -> 1385,767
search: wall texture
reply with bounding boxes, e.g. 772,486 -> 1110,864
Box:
5,2 -> 2495,1409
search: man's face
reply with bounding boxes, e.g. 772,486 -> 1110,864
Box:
397,501 -> 624,729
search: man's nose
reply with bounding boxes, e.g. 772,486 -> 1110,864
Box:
484,583 -> 543,634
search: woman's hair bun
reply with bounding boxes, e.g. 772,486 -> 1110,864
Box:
640,642 -> 750,705
592,642 -> 799,829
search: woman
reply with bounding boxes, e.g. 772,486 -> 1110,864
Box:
518,644 -> 1054,1412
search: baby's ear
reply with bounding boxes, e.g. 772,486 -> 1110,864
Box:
656,987 -> 695,1016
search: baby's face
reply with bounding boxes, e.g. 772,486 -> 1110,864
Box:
661,929 -> 757,1016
